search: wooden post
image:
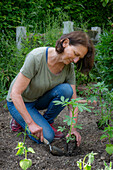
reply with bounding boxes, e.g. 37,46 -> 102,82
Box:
16,26 -> 26,50
63,21 -> 74,34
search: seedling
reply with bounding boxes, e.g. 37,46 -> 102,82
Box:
77,152 -> 113,170
102,161 -> 113,170
77,151 -> 97,170
54,96 -> 92,143
15,124 -> 35,170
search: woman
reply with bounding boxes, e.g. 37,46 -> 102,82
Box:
7,31 -> 94,147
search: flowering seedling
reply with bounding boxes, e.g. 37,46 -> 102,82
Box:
54,96 -> 92,143
15,124 -> 35,170
77,151 -> 97,170
100,125 -> 113,155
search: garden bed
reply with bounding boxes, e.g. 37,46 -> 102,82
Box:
0,100 -> 113,170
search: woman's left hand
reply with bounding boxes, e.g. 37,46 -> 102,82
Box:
66,130 -> 81,147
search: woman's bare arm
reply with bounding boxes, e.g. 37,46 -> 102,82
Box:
11,72 -> 43,142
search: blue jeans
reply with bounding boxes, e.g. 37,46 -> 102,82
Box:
7,83 -> 73,144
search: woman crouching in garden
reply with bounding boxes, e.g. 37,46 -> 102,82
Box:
7,31 -> 94,147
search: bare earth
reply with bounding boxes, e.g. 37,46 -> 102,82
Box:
0,100 -> 113,170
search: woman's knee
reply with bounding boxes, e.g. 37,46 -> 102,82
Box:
44,132 -> 54,143
43,127 -> 55,143
57,83 -> 73,100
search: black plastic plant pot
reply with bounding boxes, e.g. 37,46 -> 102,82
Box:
65,139 -> 77,156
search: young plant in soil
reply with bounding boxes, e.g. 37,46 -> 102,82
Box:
102,161 -> 113,170
87,82 -> 111,129
16,124 -> 35,170
77,152 -> 113,170
100,124 -> 113,156
77,151 -> 97,170
54,96 -> 92,143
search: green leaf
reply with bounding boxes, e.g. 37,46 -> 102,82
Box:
15,142 -> 24,149
74,124 -> 82,129
78,106 -> 83,112
16,147 -> 24,156
65,98 -> 69,102
27,147 -> 35,153
61,96 -> 65,102
57,126 -> 65,132
88,152 -> 97,165
106,144 -> 113,155
84,164 -> 91,170
77,159 -> 82,169
19,159 -> 32,170
17,132 -> 22,137
100,134 -> 108,140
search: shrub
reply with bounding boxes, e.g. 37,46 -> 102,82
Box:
0,31 -> 25,100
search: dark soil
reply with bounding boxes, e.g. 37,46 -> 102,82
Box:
0,100 -> 113,170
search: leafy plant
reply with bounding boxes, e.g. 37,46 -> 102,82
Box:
77,151 -> 97,170
54,96 -> 92,143
77,152 -> 113,170
100,0 -> 113,7
16,124 -> 35,170
86,82 -> 112,129
100,125 -> 113,155
94,30 -> 113,90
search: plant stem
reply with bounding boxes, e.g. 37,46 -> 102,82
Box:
23,127 -> 27,145
69,110 -> 74,137
100,91 -> 103,118
68,106 -> 77,140
83,154 -> 88,169
25,148 -> 27,159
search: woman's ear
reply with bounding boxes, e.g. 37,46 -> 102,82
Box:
61,38 -> 69,48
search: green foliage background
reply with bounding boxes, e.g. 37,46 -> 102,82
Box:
0,0 -> 113,100
94,30 -> 113,90
1,0 -> 113,34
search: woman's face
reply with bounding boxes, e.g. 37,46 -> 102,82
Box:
62,39 -> 88,65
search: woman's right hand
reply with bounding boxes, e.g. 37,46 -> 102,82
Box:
28,121 -> 44,142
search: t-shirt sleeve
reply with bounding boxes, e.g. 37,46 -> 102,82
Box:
65,63 -> 76,85
20,54 -> 39,79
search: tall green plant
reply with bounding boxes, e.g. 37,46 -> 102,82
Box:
54,96 -> 92,143
94,30 -> 113,90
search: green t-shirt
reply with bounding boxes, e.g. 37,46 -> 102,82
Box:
7,47 -> 75,102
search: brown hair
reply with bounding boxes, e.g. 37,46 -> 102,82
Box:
55,31 -> 95,74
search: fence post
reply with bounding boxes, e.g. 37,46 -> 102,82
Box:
63,21 -> 74,34
91,27 -> 101,41
16,26 -> 26,50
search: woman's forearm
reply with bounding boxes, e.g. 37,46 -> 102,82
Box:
11,92 -> 33,126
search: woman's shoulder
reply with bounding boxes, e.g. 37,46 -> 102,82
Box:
25,47 -> 47,63
28,47 -> 47,57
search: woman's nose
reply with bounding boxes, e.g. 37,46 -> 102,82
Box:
73,57 -> 80,63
